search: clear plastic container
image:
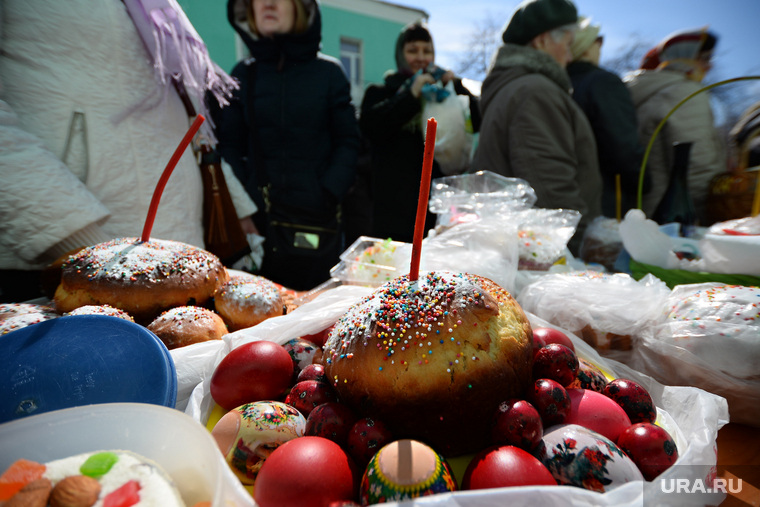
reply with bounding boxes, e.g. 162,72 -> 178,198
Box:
330,236 -> 410,287
0,403 -> 254,507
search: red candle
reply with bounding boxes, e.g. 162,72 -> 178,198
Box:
141,114 -> 206,242
409,117 -> 437,282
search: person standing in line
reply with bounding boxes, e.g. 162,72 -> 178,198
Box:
360,22 -> 481,243
213,0 -> 361,290
567,17 -> 646,219
471,0 -> 601,255
624,27 -> 725,225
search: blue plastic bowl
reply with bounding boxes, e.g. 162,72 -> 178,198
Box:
0,315 -> 177,423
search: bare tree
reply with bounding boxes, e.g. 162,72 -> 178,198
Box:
453,12 -> 505,82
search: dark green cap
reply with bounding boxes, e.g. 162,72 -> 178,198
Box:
502,0 -> 578,45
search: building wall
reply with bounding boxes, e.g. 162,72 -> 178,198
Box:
178,0 -> 427,104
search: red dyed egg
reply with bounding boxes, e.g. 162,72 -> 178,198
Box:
617,423 -> 679,481
304,402 -> 358,447
209,341 -> 294,411
567,358 -> 608,392
462,445 -> 556,490
254,436 -> 358,507
565,388 -> 631,442
285,380 -> 338,417
529,378 -> 570,427
603,378 -> 656,424
533,343 -> 579,387
532,327 -> 575,352
491,399 -> 543,451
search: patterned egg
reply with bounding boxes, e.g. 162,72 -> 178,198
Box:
211,401 -> 305,485
360,439 -> 457,504
567,358 -> 609,392
283,337 -> 320,372
535,424 -> 643,492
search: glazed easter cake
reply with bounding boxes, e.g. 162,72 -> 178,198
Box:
320,271 -> 533,457
1,450 -> 187,506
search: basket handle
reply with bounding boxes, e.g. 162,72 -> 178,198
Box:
636,75 -> 760,211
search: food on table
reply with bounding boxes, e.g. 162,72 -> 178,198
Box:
146,306 -> 227,350
214,275 -> 284,331
462,445 -> 556,490
0,450 -> 187,506
518,271 -> 670,355
209,340 -> 294,411
284,380 -> 338,417
64,304 -> 135,321
345,417 -> 394,470
533,343 -> 579,387
532,326 -> 575,353
320,271 -> 533,456
54,237 -> 229,324
617,422 -> 679,481
536,424 -> 643,492
0,303 -> 58,335
283,337 -> 320,373
303,401 -> 358,447
603,378 -> 657,424
211,401 -> 305,486
659,284 -> 760,379
359,439 -> 457,505
528,378 -> 570,427
564,388 -> 632,443
491,399 -> 543,451
254,436 -> 357,507
567,358 -> 609,392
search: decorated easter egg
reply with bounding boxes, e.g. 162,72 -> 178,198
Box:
567,358 -> 609,392
360,439 -> 457,504
535,424 -> 643,492
283,337 -> 320,372
211,401 -> 305,485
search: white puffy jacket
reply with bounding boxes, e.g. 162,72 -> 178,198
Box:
0,0 -> 219,270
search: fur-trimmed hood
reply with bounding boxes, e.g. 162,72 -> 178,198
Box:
481,43 -> 572,111
227,0 -> 321,64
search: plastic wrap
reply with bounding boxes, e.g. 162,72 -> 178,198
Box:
579,216 -> 624,271
517,271 -> 671,365
630,282 -> 760,426
429,171 -> 536,222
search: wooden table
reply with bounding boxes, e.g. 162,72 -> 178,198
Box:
717,423 -> 760,506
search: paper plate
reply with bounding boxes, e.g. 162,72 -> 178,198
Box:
0,315 -> 177,423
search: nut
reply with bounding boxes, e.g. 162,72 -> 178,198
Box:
49,475 -> 101,507
5,477 -> 52,507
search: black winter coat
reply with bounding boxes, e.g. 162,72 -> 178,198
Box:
215,0 -> 360,221
568,61 -> 646,217
360,72 -> 480,243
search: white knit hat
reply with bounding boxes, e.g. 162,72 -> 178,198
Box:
571,16 -> 601,59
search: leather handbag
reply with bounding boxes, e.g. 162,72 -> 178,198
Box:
198,143 -> 251,265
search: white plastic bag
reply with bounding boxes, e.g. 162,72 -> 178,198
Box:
422,81 -> 472,175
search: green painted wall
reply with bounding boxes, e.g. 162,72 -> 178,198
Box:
177,0 -> 240,74
179,1 -> 411,89
321,6 -> 407,89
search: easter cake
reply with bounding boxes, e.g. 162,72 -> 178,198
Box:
320,271 -> 533,456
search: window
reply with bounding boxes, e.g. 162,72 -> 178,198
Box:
340,38 -> 363,106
